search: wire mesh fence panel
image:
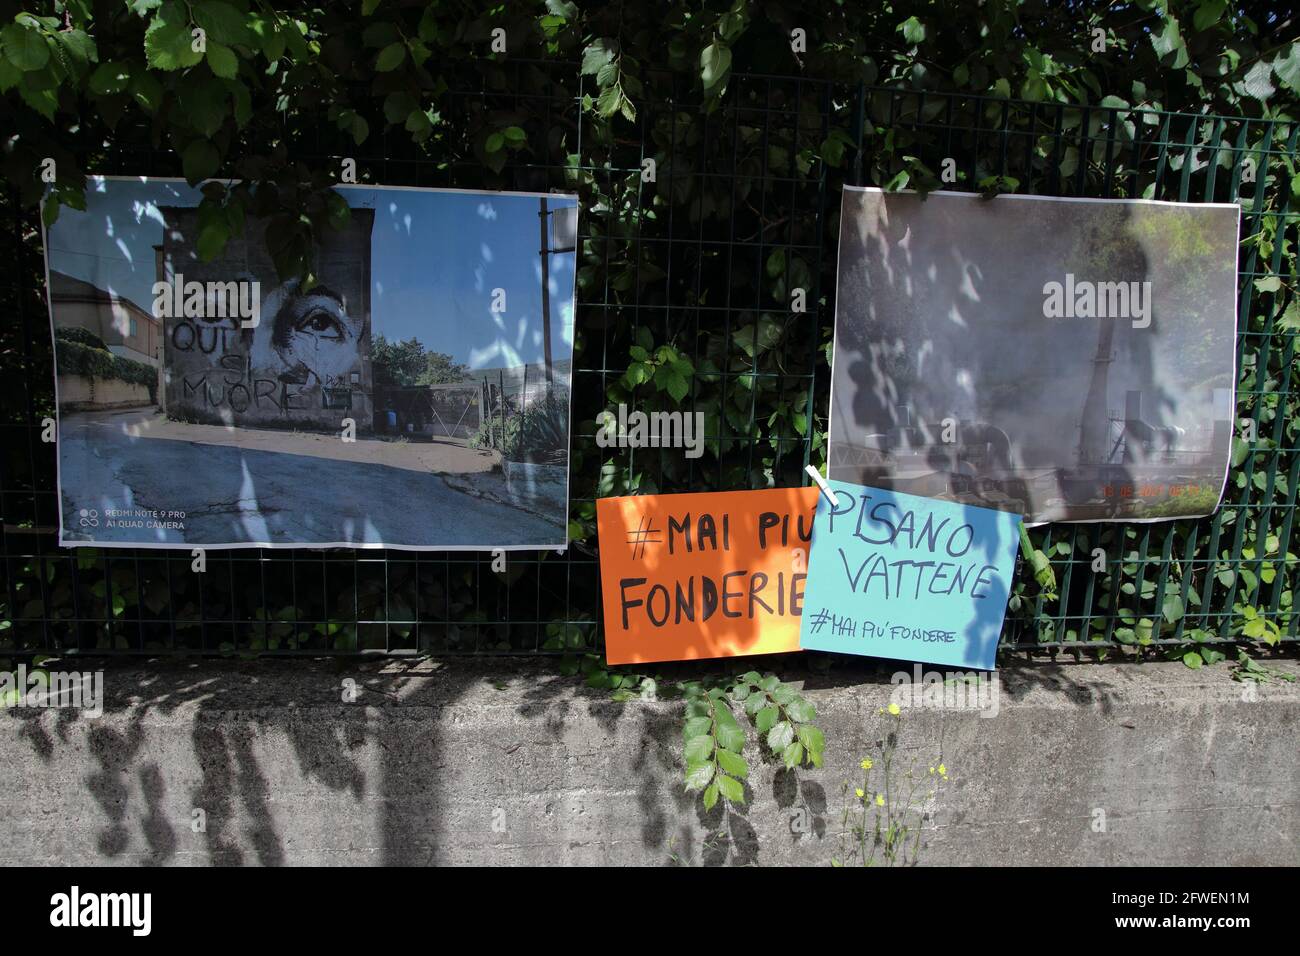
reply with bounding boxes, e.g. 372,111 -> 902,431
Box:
0,68 -> 1294,656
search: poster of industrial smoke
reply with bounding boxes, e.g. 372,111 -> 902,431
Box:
829,187 -> 1240,524
44,177 -> 578,550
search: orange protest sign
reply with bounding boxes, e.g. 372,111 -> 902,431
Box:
597,487 -> 819,664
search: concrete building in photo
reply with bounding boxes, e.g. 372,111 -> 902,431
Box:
47,270 -> 160,366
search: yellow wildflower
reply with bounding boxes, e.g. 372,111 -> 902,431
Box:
887,702 -> 901,716
855,788 -> 865,799
860,758 -> 873,770
875,794 -> 885,806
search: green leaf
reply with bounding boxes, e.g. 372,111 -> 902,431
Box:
55,30 -> 96,73
182,139 -> 220,183
765,248 -> 786,278
1192,0 -> 1226,32
684,734 -> 714,763
20,83 -> 58,121
715,716 -> 746,753
0,56 -> 20,92
767,720 -> 795,751
1150,16 -> 1189,70
702,781 -> 719,810
716,748 -> 748,777
715,773 -> 745,804
754,704 -> 778,734
1273,42 -> 1300,93
130,71 -> 163,112
683,715 -> 712,739
177,74 -> 227,136
1,24 -> 50,72
206,41 -> 238,79
684,761 -> 715,791
250,15 -> 285,61
700,41 -> 731,93
580,38 -> 616,75
595,84 -> 621,118
89,61 -> 131,96
1161,594 -> 1185,624
145,5 -> 205,70
1231,436 -> 1250,468
405,108 -> 432,137
383,92 -> 417,124
1240,59 -> 1276,102
899,16 -> 926,45
376,42 -> 405,71
349,114 -> 370,145
197,214 -> 230,260
1182,650 -> 1203,669
782,741 -> 804,768
623,361 -> 651,386
664,369 -> 689,402
193,1 -> 251,45
797,724 -> 824,757
786,697 -> 816,723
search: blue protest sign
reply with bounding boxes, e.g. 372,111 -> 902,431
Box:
799,480 -> 1021,670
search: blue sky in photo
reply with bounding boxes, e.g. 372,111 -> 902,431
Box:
45,177 -> 577,369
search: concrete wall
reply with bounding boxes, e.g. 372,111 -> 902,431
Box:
0,658 -> 1294,866
56,374 -> 152,411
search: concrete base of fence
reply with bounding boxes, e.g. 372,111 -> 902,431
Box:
0,657 -> 1295,866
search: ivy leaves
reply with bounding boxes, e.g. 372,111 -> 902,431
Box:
623,331 -> 694,403
699,40 -> 731,97
581,37 -> 639,122
682,673 -> 823,811
142,2 -> 203,71
0,12 -> 96,121
1,20 -> 53,72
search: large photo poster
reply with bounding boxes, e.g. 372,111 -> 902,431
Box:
829,187 -> 1240,523
45,178 -> 578,549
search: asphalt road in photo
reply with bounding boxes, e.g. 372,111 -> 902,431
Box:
57,411 -> 564,547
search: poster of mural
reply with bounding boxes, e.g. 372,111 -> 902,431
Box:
829,187 -> 1240,524
44,177 -> 578,550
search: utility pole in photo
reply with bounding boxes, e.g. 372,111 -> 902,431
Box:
539,196 -> 553,387
539,196 -> 577,391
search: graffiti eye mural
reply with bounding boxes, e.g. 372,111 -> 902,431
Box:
295,307 -> 347,342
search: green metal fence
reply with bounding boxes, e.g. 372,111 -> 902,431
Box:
1,65 -> 1295,657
